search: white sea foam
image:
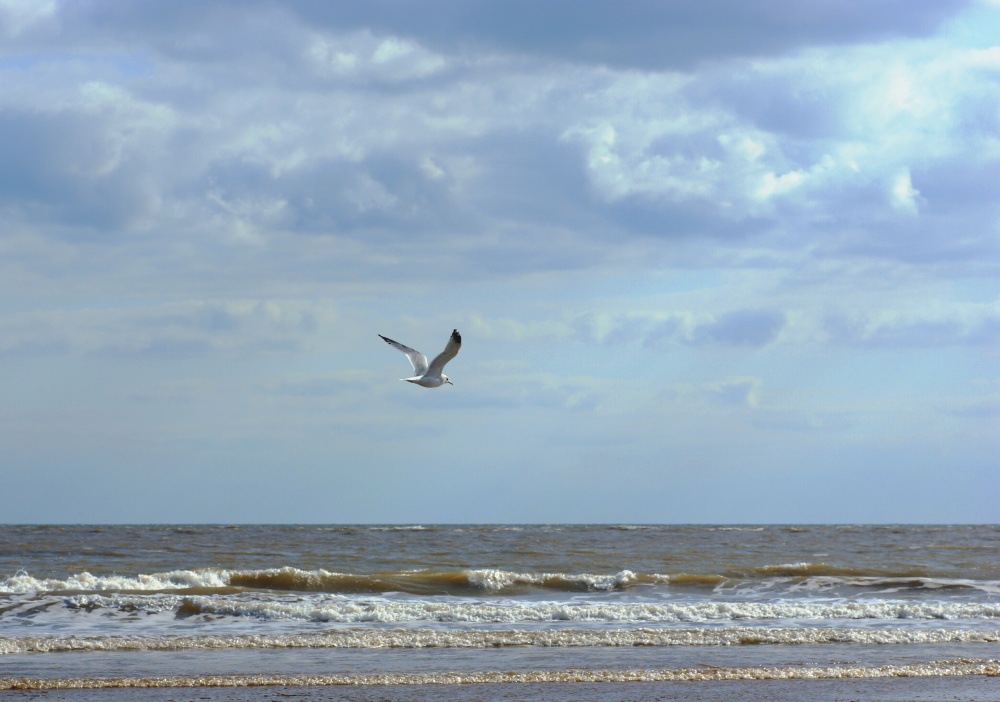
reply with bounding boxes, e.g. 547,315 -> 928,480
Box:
171,660 -> 986,683
3,659 -> 1000,688
48,592 -> 1000,625
5,568 -> 998,597
465,569 -> 638,591
1,570 -> 231,594
0,567 -> 656,596
3,627 -> 999,654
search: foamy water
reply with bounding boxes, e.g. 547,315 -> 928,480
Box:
1,525 -> 998,689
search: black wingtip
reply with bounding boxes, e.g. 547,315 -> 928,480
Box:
452,329 -> 461,344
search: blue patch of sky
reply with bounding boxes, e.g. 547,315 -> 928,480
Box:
942,3 -> 1000,48
0,51 -> 155,77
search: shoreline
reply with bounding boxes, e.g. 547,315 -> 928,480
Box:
5,658 -> 1000,688
3,677 -> 999,702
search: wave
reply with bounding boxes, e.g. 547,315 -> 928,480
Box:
0,568 -> 649,596
5,567 -> 998,597
229,567 -> 645,594
49,592 -> 1000,624
3,627 -> 999,654
1,570 -> 231,595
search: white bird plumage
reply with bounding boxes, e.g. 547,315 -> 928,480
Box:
379,329 -> 462,388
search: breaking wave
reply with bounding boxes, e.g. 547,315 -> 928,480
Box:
1,568 -> 647,596
1,589 -> 988,630
4,567 -> 997,597
3,627 -> 999,654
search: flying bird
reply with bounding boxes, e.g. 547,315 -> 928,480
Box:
379,329 -> 461,388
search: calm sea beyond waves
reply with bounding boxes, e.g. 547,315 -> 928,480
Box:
1,525 -> 998,700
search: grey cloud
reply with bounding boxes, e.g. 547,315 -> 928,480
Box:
869,317 -> 1000,348
823,308 -> 1000,348
917,159 -> 1000,212
596,316 -> 651,346
706,377 -> 763,408
572,309 -> 786,348
5,0 -> 992,281
691,309 -> 786,346
643,317 -> 688,349
0,300 -> 329,358
17,2 -> 966,72
11,3 -> 295,65
0,109 -> 158,232
572,312 -> 651,346
686,66 -> 847,141
602,197 -> 773,241
808,155 -> 1000,270
467,130 -> 594,228
199,152 -> 470,238
658,376 -> 764,412
292,0 -> 968,70
2,0 -> 995,285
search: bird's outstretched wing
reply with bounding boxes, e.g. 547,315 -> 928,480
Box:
379,334 -> 428,375
427,329 -> 461,377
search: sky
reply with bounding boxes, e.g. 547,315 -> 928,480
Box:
1,0 -> 998,524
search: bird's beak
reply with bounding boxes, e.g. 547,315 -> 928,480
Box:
446,379 -> 453,385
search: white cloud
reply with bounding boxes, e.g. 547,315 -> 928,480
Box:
707,376 -> 764,408
306,31 -> 448,82
890,168 -> 921,214
825,298 -> 1000,347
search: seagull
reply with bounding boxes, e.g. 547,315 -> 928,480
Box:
379,329 -> 461,388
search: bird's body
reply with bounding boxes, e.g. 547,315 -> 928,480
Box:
379,329 -> 461,388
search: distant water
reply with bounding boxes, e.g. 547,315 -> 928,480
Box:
1,525 -> 998,691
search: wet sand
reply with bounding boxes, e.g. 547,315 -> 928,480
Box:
3,677 -> 999,702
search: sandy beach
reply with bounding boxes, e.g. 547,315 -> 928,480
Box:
3,677 -> 999,702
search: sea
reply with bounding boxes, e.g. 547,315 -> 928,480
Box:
1,524 -> 998,700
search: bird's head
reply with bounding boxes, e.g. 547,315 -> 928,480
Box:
443,375 -> 452,385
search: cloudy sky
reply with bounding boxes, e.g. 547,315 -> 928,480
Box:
2,0 -> 998,524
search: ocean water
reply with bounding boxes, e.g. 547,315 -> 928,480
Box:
1,524 -> 998,695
